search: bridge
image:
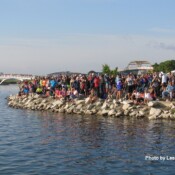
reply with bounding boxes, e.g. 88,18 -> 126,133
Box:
0,74 -> 35,85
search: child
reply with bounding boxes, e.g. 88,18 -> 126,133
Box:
144,89 -> 152,104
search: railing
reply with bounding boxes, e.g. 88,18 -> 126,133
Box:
0,74 -> 34,79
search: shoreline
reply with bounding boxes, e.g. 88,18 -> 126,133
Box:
7,94 -> 175,120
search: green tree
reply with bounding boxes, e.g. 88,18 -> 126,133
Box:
152,63 -> 160,72
102,64 -> 111,75
153,60 -> 175,73
102,64 -> 118,76
110,67 -> 118,76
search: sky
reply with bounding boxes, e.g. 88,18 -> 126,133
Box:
0,0 -> 175,75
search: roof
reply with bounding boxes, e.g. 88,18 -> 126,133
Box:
126,60 -> 152,70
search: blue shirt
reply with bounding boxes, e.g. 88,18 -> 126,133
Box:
50,80 -> 57,88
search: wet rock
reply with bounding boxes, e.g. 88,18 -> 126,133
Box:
148,114 -> 157,120
108,109 -> 116,116
91,109 -> 97,114
101,109 -> 109,116
85,110 -> 93,115
115,111 -> 123,117
139,110 -> 145,117
170,114 -> 175,119
124,110 -> 130,116
96,110 -> 102,116
129,111 -> 137,117
160,113 -> 170,119
59,108 -> 65,113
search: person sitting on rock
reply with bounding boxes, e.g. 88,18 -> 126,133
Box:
69,87 -> 79,100
89,88 -> 97,103
144,88 -> 152,104
162,81 -> 174,101
61,87 -> 67,99
131,90 -> 144,104
54,87 -> 62,99
36,86 -> 43,95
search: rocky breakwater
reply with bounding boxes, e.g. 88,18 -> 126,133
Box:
7,94 -> 175,120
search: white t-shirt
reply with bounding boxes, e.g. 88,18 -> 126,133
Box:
144,92 -> 152,100
126,77 -> 133,86
162,74 -> 167,84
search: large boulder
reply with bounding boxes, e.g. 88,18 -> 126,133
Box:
75,100 -> 85,105
148,115 -> 157,120
76,104 -> 83,110
101,101 -> 108,110
101,109 -> 109,116
85,97 -> 90,104
129,111 -> 138,117
139,110 -> 146,117
115,111 -> 123,117
108,109 -> 116,116
149,108 -> 162,116
85,110 -> 93,115
122,100 -> 133,105
124,110 -> 130,116
148,107 -> 162,120
147,101 -> 162,107
86,104 -> 94,110
122,104 -> 131,111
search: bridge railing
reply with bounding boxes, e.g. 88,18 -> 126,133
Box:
0,74 -> 34,79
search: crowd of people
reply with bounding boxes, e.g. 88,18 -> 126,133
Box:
19,71 -> 175,104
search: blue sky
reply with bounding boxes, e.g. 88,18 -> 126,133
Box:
0,0 -> 175,75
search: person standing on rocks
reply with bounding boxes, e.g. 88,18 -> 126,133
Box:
125,73 -> 134,100
116,75 -> 123,100
162,81 -> 174,101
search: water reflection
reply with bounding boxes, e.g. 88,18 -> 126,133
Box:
1,86 -> 175,175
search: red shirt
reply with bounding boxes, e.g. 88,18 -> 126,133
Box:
94,77 -> 100,88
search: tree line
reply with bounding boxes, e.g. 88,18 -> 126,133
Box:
102,60 -> 175,75
152,60 -> 175,73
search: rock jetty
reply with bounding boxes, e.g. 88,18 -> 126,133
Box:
7,94 -> 175,120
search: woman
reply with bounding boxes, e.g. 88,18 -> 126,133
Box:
116,76 -> 123,100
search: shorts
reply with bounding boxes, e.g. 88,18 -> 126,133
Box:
127,85 -> 133,93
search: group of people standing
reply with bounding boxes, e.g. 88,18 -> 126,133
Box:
19,71 -> 175,103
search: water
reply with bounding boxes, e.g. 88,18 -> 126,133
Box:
1,85 -> 175,175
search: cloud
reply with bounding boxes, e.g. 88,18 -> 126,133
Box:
148,41 -> 175,51
0,34 -> 175,75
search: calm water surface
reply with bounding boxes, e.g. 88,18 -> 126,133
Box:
1,85 -> 175,175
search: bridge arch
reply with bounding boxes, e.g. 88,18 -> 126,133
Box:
0,78 -> 26,85
0,74 -> 34,85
